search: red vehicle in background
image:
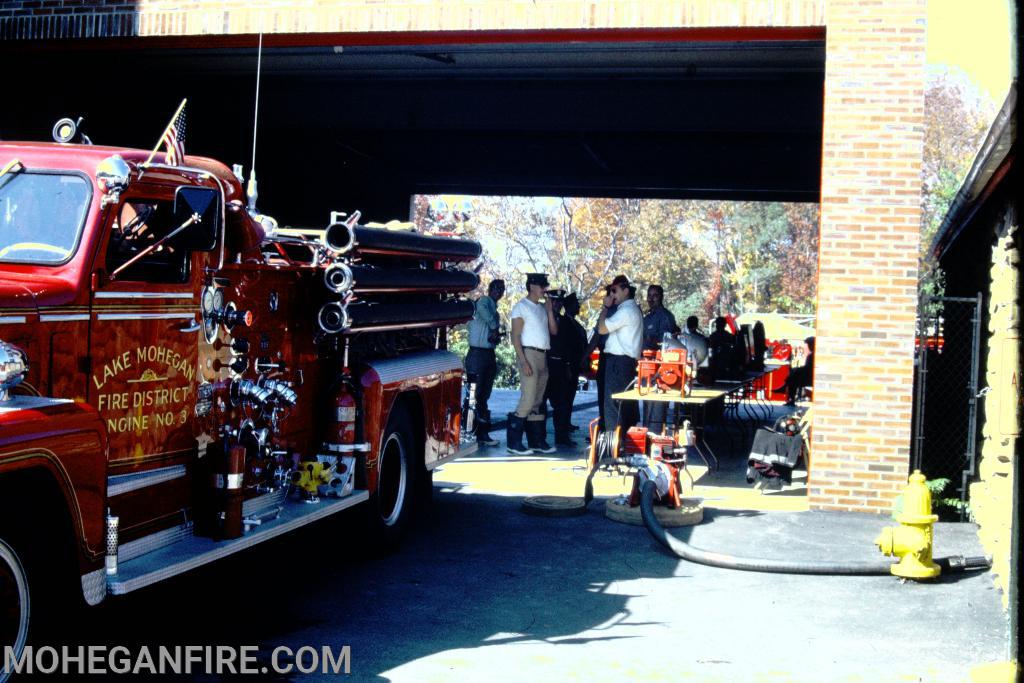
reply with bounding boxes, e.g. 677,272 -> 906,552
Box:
0,124 -> 481,668
916,336 -> 945,353
767,341 -> 793,360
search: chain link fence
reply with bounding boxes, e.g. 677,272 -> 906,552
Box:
912,295 -> 982,519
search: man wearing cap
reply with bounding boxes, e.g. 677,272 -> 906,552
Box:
507,273 -> 559,455
546,292 -> 587,447
596,275 -> 643,443
465,278 -> 505,446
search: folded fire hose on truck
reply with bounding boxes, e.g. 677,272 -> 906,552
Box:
638,481 -> 991,576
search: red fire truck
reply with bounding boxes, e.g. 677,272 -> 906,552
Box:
0,128 -> 480,665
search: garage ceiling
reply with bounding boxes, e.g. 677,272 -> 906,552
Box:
4,30 -> 825,224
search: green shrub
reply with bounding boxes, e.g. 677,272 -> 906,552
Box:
890,477 -> 970,522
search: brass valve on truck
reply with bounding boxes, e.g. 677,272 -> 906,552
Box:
874,470 -> 941,580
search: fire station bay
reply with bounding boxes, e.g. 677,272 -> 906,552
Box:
0,1 -> 1018,680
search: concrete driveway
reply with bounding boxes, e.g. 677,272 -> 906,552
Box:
55,389 -> 1008,682
71,481 -> 1007,681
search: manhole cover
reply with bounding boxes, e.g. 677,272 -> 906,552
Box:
605,497 -> 703,527
521,495 -> 588,517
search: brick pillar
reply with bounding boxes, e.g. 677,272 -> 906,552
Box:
811,0 -> 926,511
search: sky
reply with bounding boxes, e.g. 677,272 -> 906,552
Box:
927,0 -> 1016,107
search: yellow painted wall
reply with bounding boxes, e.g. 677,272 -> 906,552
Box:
969,221 -> 1020,608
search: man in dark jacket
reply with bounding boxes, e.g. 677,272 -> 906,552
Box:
584,285 -> 615,431
465,279 -> 504,445
774,336 -> 815,406
562,293 -> 588,434
642,284 -> 677,432
642,285 -> 677,351
547,292 -> 587,446
708,316 -> 737,381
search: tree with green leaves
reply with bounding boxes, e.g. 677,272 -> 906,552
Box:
415,194 -> 820,386
921,68 -> 996,252
919,68 -> 996,311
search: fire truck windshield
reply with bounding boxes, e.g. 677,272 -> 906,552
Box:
0,171 -> 90,264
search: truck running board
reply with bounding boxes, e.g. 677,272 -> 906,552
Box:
107,490 -> 368,595
428,441 -> 478,471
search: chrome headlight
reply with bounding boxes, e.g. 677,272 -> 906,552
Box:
0,341 -> 29,401
95,155 -> 131,199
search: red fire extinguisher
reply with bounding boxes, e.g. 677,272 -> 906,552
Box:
214,444 -> 245,540
329,380 -> 357,447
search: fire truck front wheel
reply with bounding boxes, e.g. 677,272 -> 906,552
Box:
0,537 -> 30,681
366,407 -> 417,551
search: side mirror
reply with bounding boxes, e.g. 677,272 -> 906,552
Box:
172,186 -> 220,251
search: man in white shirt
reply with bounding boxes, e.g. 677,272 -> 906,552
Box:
596,274 -> 643,444
507,272 -> 558,455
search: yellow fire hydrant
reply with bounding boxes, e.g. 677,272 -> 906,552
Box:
874,470 -> 941,579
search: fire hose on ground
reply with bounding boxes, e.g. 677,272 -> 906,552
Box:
638,480 -> 991,576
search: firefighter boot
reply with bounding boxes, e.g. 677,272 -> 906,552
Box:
553,403 -> 576,447
476,409 -> 498,447
554,419 -> 577,448
506,414 -> 533,455
555,432 -> 577,448
525,418 -> 557,454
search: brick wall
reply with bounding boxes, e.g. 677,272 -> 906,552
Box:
811,0 -> 926,511
0,0 -> 825,39
0,1 -> 140,39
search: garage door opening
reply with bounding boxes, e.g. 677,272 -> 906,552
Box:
421,191 -> 818,503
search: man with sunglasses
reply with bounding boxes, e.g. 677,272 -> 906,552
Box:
596,274 -> 643,444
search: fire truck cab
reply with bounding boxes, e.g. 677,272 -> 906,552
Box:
0,136 -> 479,670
